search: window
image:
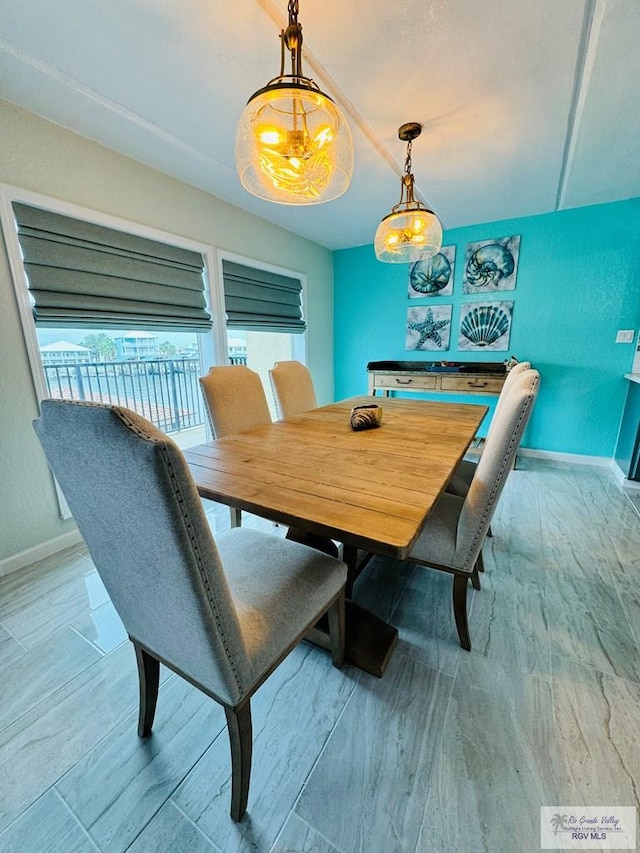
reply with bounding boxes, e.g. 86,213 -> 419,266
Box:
0,185 -> 226,514
35,326 -> 208,449
219,252 -> 307,417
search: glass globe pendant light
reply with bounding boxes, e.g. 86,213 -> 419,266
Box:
235,0 -> 353,205
374,123 -> 442,263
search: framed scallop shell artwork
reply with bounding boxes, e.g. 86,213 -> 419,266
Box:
408,246 -> 456,298
459,301 -> 513,351
462,235 -> 520,293
406,305 -> 452,351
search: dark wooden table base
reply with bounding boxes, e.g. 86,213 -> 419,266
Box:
289,533 -> 399,677
307,601 -> 398,678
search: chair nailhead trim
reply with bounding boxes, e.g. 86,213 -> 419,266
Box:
462,376 -> 539,572
115,407 -> 245,696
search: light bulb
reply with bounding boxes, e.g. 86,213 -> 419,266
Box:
257,126 -> 285,146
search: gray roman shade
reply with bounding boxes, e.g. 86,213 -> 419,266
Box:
12,203 -> 211,331
222,260 -> 306,333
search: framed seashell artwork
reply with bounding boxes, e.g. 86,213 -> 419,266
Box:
408,245 -> 455,298
462,235 -> 520,293
459,301 -> 513,351
406,305 -> 452,351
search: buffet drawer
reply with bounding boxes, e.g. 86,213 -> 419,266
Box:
439,375 -> 505,393
373,373 -> 438,391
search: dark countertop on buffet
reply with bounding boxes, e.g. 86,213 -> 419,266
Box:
367,361 -> 507,375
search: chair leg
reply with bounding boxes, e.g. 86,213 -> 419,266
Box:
476,550 -> 485,573
327,589 -> 346,669
471,565 -> 481,591
486,524 -> 493,538
225,701 -> 253,822
230,507 -> 242,528
452,575 -> 471,652
134,642 -> 160,737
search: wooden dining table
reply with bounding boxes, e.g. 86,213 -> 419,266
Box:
184,395 -> 488,676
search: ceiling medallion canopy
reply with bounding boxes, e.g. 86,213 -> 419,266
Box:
235,0 -> 353,205
374,122 -> 442,263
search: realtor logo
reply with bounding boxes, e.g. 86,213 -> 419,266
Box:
541,807 -> 637,849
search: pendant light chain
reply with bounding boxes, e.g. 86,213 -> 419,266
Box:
284,0 -> 302,78
404,139 -> 413,178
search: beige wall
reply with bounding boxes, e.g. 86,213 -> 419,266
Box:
0,99 -> 334,565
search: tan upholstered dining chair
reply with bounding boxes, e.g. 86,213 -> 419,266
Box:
403,368 -> 539,651
33,399 -> 346,822
199,365 -> 272,527
446,360 -> 531,500
269,360 -> 318,419
199,364 -> 271,438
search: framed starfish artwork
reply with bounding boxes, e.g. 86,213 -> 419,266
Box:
406,305 -> 452,351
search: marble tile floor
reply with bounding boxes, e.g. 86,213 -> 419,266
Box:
624,486 -> 640,520
0,458 -> 639,852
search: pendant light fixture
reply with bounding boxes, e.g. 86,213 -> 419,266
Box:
374,123 -> 442,263
235,0 -> 353,205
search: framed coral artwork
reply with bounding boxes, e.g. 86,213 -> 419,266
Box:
462,236 -> 520,293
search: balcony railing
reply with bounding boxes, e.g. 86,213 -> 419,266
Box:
42,355 -> 246,434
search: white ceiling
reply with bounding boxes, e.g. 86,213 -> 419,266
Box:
1,0 -> 638,250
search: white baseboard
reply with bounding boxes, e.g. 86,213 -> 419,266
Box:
521,450 -> 640,489
610,459 -> 640,490
518,448 -> 611,467
0,529 -> 84,578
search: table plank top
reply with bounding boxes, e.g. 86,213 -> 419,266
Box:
184,395 -> 488,559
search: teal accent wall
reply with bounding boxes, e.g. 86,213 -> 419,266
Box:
334,198 -> 640,456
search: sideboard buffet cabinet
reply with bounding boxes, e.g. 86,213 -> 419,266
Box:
367,360 -> 508,398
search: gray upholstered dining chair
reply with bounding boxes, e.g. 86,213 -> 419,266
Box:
33,399 -> 346,822
268,360 -> 318,419
199,365 -> 272,527
446,360 -> 531,501
405,368 -> 539,651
